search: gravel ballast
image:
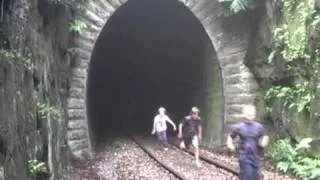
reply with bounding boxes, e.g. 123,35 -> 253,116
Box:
70,135 -> 297,180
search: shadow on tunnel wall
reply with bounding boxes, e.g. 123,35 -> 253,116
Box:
87,0 -> 224,148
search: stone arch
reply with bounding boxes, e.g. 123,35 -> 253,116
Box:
67,0 -> 258,159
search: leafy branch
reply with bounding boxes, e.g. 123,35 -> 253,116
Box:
265,82 -> 313,112
265,0 -> 320,114
69,19 -> 88,34
28,159 -> 48,177
0,41 -> 33,68
218,0 -> 258,14
36,102 -> 61,121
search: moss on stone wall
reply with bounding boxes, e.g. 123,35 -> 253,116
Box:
202,46 -> 223,147
247,0 -> 320,154
0,60 -> 36,180
0,0 -> 73,179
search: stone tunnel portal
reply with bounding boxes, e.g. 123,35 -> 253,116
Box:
87,0 -> 224,148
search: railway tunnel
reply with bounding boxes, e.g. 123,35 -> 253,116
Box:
86,0 -> 223,148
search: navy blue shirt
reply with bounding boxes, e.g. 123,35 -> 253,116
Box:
181,116 -> 201,137
230,121 -> 265,156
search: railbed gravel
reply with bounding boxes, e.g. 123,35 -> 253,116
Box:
71,137 -> 178,180
200,146 -> 297,180
135,136 -> 237,180
71,135 -> 297,180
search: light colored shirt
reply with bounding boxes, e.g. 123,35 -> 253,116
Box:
153,114 -> 175,132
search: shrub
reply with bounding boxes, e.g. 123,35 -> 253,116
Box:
36,102 -> 61,121
28,159 -> 48,177
267,138 -> 320,179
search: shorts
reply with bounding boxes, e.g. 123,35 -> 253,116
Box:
156,131 -> 167,142
180,135 -> 199,148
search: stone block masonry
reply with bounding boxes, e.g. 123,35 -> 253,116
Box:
1,0 -> 72,179
0,61 -> 35,180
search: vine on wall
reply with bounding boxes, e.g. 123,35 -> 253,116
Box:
41,0 -> 88,35
265,0 -> 320,113
269,0 -> 318,62
265,82 -> 312,112
0,40 -> 33,68
69,19 -> 88,34
218,0 -> 320,113
36,102 -> 61,121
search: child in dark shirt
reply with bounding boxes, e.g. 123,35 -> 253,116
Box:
178,106 -> 202,167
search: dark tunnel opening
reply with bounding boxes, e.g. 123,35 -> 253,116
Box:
87,0 -> 223,147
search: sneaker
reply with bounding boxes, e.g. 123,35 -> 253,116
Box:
179,141 -> 186,149
196,161 -> 201,167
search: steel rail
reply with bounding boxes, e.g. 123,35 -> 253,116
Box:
169,139 -> 240,175
169,139 -> 265,179
130,136 -> 190,180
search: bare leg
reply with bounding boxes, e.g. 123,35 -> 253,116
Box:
195,146 -> 201,167
192,136 -> 201,167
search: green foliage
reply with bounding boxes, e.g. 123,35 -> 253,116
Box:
268,0 -> 319,63
265,82 -> 313,112
0,40 -> 22,61
28,159 -> 48,177
310,14 -> 320,31
269,0 -> 316,62
218,0 -> 257,14
267,138 -> 320,179
36,102 -> 61,121
265,0 -> 320,115
0,48 -> 20,60
0,44 -> 33,68
69,19 -> 88,34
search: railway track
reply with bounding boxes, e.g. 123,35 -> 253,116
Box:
131,136 -> 189,180
72,134 -> 296,179
131,135 -> 238,180
168,138 -> 240,175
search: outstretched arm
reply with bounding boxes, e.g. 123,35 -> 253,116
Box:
151,117 -> 156,134
258,126 -> 269,148
227,134 -> 236,151
166,117 -> 177,131
198,124 -> 202,140
178,122 -> 183,138
227,125 -> 238,151
259,135 -> 269,148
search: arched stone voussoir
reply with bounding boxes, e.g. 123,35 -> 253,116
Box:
107,0 -> 123,8
189,0 -> 217,15
181,0 -> 197,9
118,0 -> 129,6
81,9 -> 106,28
86,1 -> 112,20
201,12 -> 221,27
94,0 -> 116,13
